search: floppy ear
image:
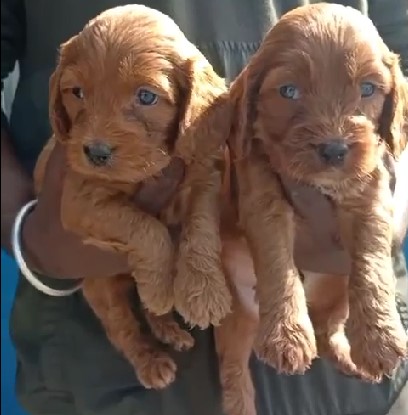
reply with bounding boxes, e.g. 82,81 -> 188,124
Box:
227,67 -> 257,161
175,58 -> 231,162
379,53 -> 408,158
48,37 -> 78,142
48,68 -> 71,142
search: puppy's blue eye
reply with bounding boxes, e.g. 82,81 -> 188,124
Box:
72,87 -> 84,99
360,82 -> 376,98
137,88 -> 158,106
279,84 -> 301,100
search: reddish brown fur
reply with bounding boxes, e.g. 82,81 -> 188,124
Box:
35,5 -> 232,389
217,4 -> 408,414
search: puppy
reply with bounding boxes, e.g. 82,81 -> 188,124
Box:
217,3 -> 408,414
35,5 -> 232,389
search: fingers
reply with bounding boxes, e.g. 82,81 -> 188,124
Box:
42,139 -> 67,190
283,179 -> 351,274
286,179 -> 336,245
33,139 -> 68,229
295,247 -> 351,276
134,158 -> 185,215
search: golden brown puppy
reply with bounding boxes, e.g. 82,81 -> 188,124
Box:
35,5 -> 232,389
217,3 -> 408,413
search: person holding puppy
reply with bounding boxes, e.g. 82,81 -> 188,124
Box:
1,1 -> 407,415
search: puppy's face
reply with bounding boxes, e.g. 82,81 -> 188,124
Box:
234,4 -> 407,187
50,5 -> 226,183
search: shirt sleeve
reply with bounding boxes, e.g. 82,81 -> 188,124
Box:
1,0 -> 25,128
369,0 -> 408,75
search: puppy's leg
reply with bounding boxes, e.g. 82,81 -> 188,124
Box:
62,175 -> 174,315
338,169 -> 407,381
215,233 -> 258,415
175,160 -> 231,328
216,304 -> 257,415
304,272 -> 363,378
82,276 -> 177,389
237,155 -> 316,374
144,311 -> 195,351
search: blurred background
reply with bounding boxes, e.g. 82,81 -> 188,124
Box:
2,251 -> 27,415
2,67 -> 28,415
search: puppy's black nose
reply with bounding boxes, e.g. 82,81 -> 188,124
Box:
83,141 -> 113,166
317,140 -> 349,165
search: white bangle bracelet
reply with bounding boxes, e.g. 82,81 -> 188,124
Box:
11,199 -> 83,297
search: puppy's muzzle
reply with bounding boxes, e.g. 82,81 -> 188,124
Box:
83,141 -> 113,167
317,139 -> 349,166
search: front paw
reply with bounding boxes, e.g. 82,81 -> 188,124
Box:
137,277 -> 175,316
347,315 -> 407,382
128,234 -> 175,316
152,319 -> 195,351
174,259 -> 232,328
163,327 -> 195,352
255,315 -> 317,374
220,365 -> 257,415
136,351 -> 177,389
316,330 -> 367,380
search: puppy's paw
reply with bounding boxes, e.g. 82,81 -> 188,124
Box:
167,330 -> 195,351
221,364 -> 257,415
255,316 -> 317,374
136,352 -> 177,389
348,317 -> 407,381
174,262 -> 231,328
223,388 -> 257,415
152,319 -> 195,351
137,278 -> 175,316
316,330 -> 366,380
129,243 -> 175,316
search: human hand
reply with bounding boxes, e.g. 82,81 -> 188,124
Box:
290,159 -> 408,275
22,141 -> 184,279
287,180 -> 352,275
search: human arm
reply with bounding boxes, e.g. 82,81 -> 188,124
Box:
2,129 -> 185,280
1,0 -> 130,279
1,0 -> 31,254
2,0 -> 187,281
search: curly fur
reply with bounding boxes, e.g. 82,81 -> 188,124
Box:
35,5 -> 232,389
217,4 -> 408,414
